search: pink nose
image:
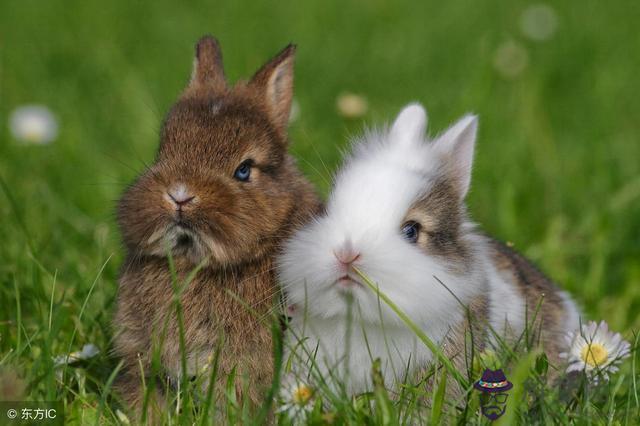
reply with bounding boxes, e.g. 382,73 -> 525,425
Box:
167,184 -> 195,207
334,241 -> 360,266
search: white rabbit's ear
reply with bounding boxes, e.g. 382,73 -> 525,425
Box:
390,103 -> 427,147
432,114 -> 478,199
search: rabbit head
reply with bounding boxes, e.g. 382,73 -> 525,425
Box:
118,36 -> 309,267
279,103 -> 486,327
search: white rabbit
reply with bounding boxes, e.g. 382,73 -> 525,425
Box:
277,103 -> 580,395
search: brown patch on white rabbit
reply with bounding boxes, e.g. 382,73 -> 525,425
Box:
113,35 -> 321,417
403,179 -> 472,269
489,239 -> 571,369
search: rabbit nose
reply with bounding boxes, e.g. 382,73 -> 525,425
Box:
167,184 -> 195,208
334,241 -> 361,265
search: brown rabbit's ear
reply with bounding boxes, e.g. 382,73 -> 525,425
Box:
250,44 -> 296,133
186,35 -> 227,94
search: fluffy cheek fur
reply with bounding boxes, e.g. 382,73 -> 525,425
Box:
278,218 -> 481,328
192,173 -> 295,263
118,174 -> 171,253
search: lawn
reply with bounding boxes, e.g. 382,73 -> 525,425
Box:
1,0 -> 639,424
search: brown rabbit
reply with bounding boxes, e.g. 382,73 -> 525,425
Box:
112,35 -> 321,417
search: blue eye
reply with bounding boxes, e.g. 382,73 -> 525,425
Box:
234,161 -> 252,181
401,222 -> 420,243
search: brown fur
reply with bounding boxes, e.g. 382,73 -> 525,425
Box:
404,179 -> 472,270
489,239 -> 568,369
113,35 -> 321,418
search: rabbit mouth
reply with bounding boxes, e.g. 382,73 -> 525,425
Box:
171,229 -> 196,252
335,274 -> 364,290
165,225 -> 203,258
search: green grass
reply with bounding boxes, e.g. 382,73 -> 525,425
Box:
1,0 -> 639,424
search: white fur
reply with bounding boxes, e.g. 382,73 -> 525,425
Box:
560,290 -> 581,332
278,103 -> 578,395
484,256 -> 527,340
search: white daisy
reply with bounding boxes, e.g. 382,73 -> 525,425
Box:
53,343 -> 100,367
560,320 -> 631,381
277,373 -> 315,421
9,105 -> 59,145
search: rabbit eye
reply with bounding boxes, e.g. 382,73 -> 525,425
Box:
234,160 -> 252,182
401,221 -> 421,243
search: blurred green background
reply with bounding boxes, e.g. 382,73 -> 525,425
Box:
1,0 -> 639,399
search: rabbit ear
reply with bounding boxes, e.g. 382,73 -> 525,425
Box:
250,44 -> 296,134
432,114 -> 478,199
187,35 -> 227,94
390,103 -> 428,147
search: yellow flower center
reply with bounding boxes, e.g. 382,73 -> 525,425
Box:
24,128 -> 45,143
580,342 -> 609,367
292,384 -> 313,405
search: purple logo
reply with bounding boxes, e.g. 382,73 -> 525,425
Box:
474,368 -> 513,421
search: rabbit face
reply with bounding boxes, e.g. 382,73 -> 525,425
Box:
279,104 -> 484,327
119,100 -> 291,265
117,37 -> 316,267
